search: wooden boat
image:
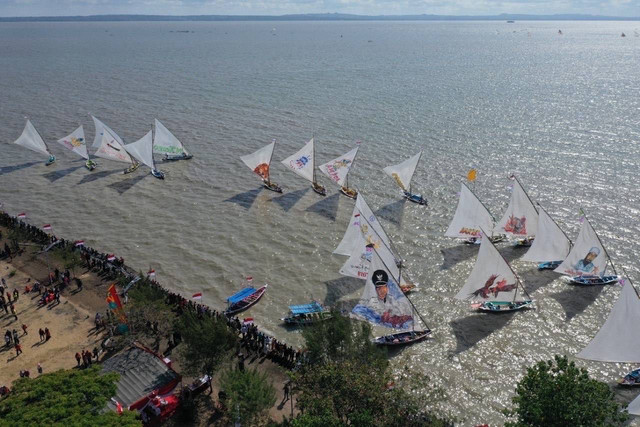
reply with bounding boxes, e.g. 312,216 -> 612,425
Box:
241,140 -> 282,193
312,182 -> 327,196
513,236 -> 534,248
318,144 -> 360,199
281,137 -> 327,196
262,180 -> 283,193
13,119 -> 56,166
93,127 -> 140,174
57,126 -> 96,171
85,159 -> 97,171
125,130 -> 166,179
340,186 -> 357,199
383,152 -> 427,206
522,203 -> 572,270
123,162 -> 140,174
471,300 -> 533,312
494,175 -> 538,247
619,369 -> 640,386
224,285 -> 268,316
281,302 -> 332,325
163,153 -> 193,161
374,330 -> 430,346
569,275 -> 619,286
403,191 -> 427,205
151,169 -> 165,180
153,119 -> 193,161
537,260 -> 562,270
464,235 -> 506,245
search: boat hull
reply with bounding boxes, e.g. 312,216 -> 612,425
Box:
513,237 -> 534,248
373,330 -> 430,346
312,183 -> 326,196
339,186 -> 358,199
619,368 -> 640,386
224,285 -> 268,316
162,153 -> 193,162
263,181 -> 283,193
282,311 -> 332,325
472,300 -> 533,312
400,283 -> 416,294
569,275 -> 619,286
151,169 -> 165,180
538,260 -> 562,270
464,235 -> 506,245
403,191 -> 427,205
45,156 -> 55,166
85,160 -> 97,171
124,163 -> 140,174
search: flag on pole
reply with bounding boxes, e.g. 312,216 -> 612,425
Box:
17,213 -> 26,219
192,292 -> 202,300
42,224 -> 52,231
243,317 -> 254,326
111,398 -> 124,414
246,276 -> 253,283
467,169 -> 477,182
147,269 -> 156,278
107,254 -> 116,262
74,240 -> 84,247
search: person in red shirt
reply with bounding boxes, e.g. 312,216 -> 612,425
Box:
14,343 -> 22,356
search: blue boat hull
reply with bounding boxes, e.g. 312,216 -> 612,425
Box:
569,275 -> 619,286
403,191 -> 427,205
538,261 -> 562,270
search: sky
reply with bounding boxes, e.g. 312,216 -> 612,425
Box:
0,0 -> 639,17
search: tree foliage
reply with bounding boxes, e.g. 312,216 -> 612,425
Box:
504,355 -> 628,427
0,366 -> 140,427
219,368 -> 277,426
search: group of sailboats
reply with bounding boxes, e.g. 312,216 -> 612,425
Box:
10,117 -> 192,180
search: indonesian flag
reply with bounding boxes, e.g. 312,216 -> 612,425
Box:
107,254 -> 116,262
243,317 -> 254,326
42,224 -> 52,231
74,240 -> 84,247
192,292 -> 202,300
147,269 -> 156,278
111,398 -> 123,414
17,213 -> 26,219
246,276 -> 253,283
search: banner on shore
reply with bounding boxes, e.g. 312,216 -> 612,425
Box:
106,284 -> 129,334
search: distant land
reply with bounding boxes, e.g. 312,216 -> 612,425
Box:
0,13 -> 639,22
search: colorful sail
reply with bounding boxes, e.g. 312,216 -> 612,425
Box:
241,141 -> 275,181
577,282 -> 640,362
383,152 -> 422,191
91,116 -> 124,149
521,206 -> 571,262
455,236 -> 520,302
153,119 -> 188,155
554,219 -> 607,277
494,177 -> 538,237
13,120 -> 52,157
125,130 -> 155,170
445,183 -> 495,239
351,245 -> 414,330
57,126 -> 89,160
334,194 -> 392,256
281,138 -> 315,183
94,129 -> 134,165
318,146 -> 358,187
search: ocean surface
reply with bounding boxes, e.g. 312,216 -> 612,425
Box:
1,20 -> 639,424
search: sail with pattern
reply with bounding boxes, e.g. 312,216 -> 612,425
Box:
241,141 -> 276,181
383,152 -> 422,192
318,146 -> 358,187
494,177 -> 538,237
57,126 -> 89,160
445,183 -> 495,239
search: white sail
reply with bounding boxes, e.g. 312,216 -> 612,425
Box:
280,138 -> 315,183
125,130 -> 155,170
577,282 -> 640,362
91,116 -> 124,149
494,178 -> 538,237
334,194 -> 392,256
153,119 -> 188,155
383,151 -> 422,192
455,236 -> 521,302
554,219 -> 607,277
351,245 -> 414,330
94,129 -> 134,165
57,126 -> 89,160
521,206 -> 571,262
13,120 -> 51,157
241,141 -> 275,181
628,394 -> 640,416
318,146 -> 358,188
445,183 -> 495,239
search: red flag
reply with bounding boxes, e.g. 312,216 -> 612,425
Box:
74,240 -> 84,247
246,276 -> 253,282
107,254 -> 116,262
17,213 -> 26,219
111,398 -> 123,414
192,292 -> 202,300
147,269 -> 156,278
243,317 -> 254,325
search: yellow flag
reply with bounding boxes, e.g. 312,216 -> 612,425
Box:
467,169 -> 477,182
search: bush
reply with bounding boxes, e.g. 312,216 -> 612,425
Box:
219,368 -> 277,426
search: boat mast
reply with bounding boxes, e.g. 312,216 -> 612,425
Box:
267,139 -> 276,185
463,181 -> 498,238
408,151 -> 423,195
512,174 -> 538,215
31,120 -> 52,157
312,135 -> 316,186
357,208 -> 403,267
582,209 -> 618,276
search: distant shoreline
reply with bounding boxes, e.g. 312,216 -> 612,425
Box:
1,13 -> 639,23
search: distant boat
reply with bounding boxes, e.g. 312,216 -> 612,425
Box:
93,127 -> 139,174
57,126 -> 97,170
558,30 -> 563,35
622,32 -> 626,37
224,284 -> 268,316
125,130 -> 165,179
240,140 -> 282,193
153,119 -> 192,161
318,144 -> 359,199
383,151 -> 427,205
280,137 -> 326,196
13,119 -> 55,166
507,20 -> 515,23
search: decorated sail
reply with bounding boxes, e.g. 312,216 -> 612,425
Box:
57,126 -> 89,160
522,206 -> 571,262
153,119 -> 188,155
318,146 -> 358,187
383,152 -> 422,191
455,236 -> 520,301
351,245 -> 414,330
241,141 -> 275,181
445,183 -> 495,239
13,120 -> 51,157
577,282 -> 640,362
554,219 -> 606,276
94,129 -> 134,164
125,130 -> 155,170
495,178 -> 538,237
334,194 -> 392,256
281,138 -> 315,183
91,116 -> 124,149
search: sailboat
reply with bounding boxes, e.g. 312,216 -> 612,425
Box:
351,243 -> 430,346
57,126 -> 97,171
554,212 -> 619,285
153,119 -> 192,161
240,140 -> 282,193
12,120 -> 56,166
455,228 -> 533,312
521,204 -> 572,270
494,175 -> 538,247
318,145 -> 359,199
383,151 -> 426,205
445,182 -> 504,245
91,116 -> 124,149
93,128 -> 139,174
125,130 -> 165,179
280,137 -> 326,196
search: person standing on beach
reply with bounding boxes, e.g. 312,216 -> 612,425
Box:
38,328 -> 45,342
14,342 -> 22,356
21,324 -> 27,336
10,304 -> 17,321
44,327 -> 51,341
75,352 -> 81,366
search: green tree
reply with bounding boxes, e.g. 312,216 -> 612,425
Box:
504,355 -> 628,426
174,310 -> 238,377
0,366 -> 140,427
219,368 -> 277,426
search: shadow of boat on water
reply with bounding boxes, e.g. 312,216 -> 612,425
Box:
107,173 -> 148,194
306,192 -> 340,222
42,165 -> 84,183
440,244 -> 478,270
76,169 -> 122,185
449,311 -> 517,355
0,161 -> 41,176
374,198 -> 407,227
551,285 -> 606,321
518,268 -> 560,295
223,187 -> 264,210
323,276 -> 363,309
270,187 -> 309,212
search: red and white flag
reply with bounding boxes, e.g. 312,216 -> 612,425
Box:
107,254 -> 116,262
147,269 -> 156,278
111,398 -> 123,414
243,317 -> 254,326
42,224 -> 52,231
246,276 -> 253,283
192,292 -> 202,300
17,213 -> 26,219
74,240 -> 84,247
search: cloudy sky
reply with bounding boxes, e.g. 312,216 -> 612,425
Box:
1,0 -> 638,17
